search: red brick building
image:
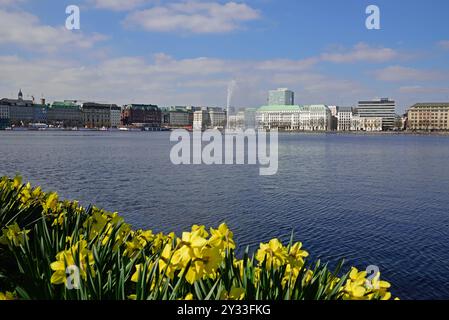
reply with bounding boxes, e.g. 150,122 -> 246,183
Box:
121,104 -> 161,127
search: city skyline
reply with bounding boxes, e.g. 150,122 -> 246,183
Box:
1,1 -> 449,113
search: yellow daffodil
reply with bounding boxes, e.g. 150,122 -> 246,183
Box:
50,240 -> 95,285
287,242 -> 309,268
192,225 -> 209,238
343,268 -> 369,300
159,243 -> 177,279
184,293 -> 194,300
12,176 -> 22,189
198,245 -> 223,275
43,192 -> 59,213
367,272 -> 393,300
0,291 -> 15,300
172,230 -> 207,267
123,229 -> 154,257
221,287 -> 245,300
209,223 -> 235,252
131,264 -> 145,283
256,238 -> 288,269
19,183 -> 32,205
0,223 -> 30,247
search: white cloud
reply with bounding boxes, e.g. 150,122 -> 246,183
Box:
321,43 -> 400,63
374,66 -> 445,82
255,58 -> 319,72
399,86 -> 449,95
438,40 -> 449,50
0,0 -> 26,6
0,53 -> 369,107
124,1 -> 260,33
89,0 -> 150,11
0,9 -> 106,52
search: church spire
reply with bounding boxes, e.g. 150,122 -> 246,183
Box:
18,89 -> 23,100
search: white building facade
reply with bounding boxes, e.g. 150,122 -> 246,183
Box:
351,116 -> 383,131
209,110 -> 226,128
193,110 -> 210,130
257,105 -> 332,131
337,107 -> 354,131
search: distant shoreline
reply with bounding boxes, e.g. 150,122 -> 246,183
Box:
1,128 -> 449,137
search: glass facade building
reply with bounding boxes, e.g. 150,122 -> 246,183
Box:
268,88 -> 294,106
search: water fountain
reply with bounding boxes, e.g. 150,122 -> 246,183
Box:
226,80 -> 237,133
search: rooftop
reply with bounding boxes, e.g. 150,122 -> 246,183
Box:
410,103 -> 449,108
124,104 -> 159,110
0,98 -> 33,106
258,105 -> 302,112
258,105 -> 333,112
51,101 -> 80,108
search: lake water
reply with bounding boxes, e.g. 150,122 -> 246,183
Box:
1,131 -> 449,300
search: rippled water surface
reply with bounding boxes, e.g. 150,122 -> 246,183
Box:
1,131 -> 449,299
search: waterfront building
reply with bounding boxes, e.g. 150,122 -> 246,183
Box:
110,105 -> 121,128
121,104 -> 161,128
161,109 -> 170,126
169,109 -> 193,128
406,103 -> 449,131
0,118 -> 8,129
351,115 -> 383,131
47,101 -> 83,127
0,103 -> 9,129
82,102 -> 117,128
268,88 -> 295,105
0,104 -> 10,120
337,107 -> 354,131
256,104 -> 331,131
0,90 -> 38,126
299,105 -> 332,131
0,104 -> 10,129
209,110 -> 227,128
227,111 -> 245,130
193,110 -> 210,130
257,105 -> 300,130
32,104 -> 48,124
357,98 -> 396,131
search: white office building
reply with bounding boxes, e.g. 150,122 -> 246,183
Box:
358,98 -> 396,131
337,107 -> 354,131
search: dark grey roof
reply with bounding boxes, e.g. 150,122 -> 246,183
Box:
0,98 -> 34,106
338,107 -> 353,113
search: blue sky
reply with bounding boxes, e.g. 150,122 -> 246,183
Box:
1,0 -> 449,113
